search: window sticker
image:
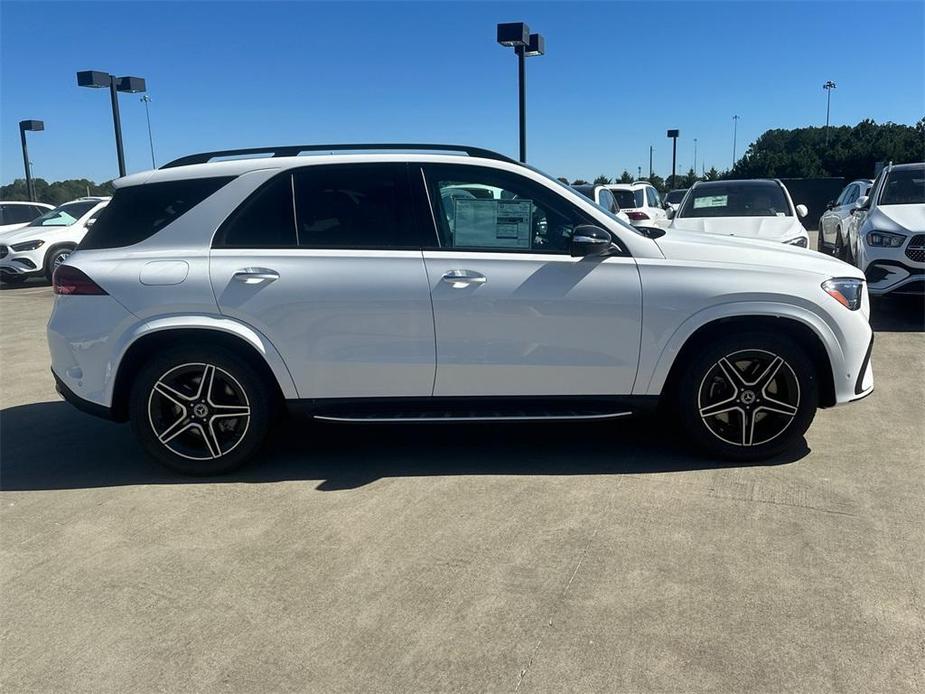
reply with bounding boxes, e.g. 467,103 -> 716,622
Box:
452,199 -> 532,248
693,195 -> 728,209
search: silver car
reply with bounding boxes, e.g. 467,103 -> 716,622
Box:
819,179 -> 872,259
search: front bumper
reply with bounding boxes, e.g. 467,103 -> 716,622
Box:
0,247 -> 45,277
861,235 -> 925,295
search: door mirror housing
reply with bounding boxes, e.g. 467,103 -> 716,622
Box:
665,206 -> 676,220
851,196 -> 869,214
570,225 -> 612,257
795,204 -> 808,218
85,218 -> 96,227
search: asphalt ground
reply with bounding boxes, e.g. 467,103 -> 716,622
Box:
1,245 -> 923,693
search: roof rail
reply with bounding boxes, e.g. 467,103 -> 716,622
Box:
160,143 -> 518,169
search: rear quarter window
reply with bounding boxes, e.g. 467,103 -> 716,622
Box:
79,177 -> 234,250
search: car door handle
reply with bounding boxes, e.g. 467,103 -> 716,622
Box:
232,267 -> 279,284
441,270 -> 487,287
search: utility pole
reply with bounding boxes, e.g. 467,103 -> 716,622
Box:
667,129 -> 679,188
732,115 -> 740,170
648,145 -> 653,179
693,138 -> 698,175
823,80 -> 837,146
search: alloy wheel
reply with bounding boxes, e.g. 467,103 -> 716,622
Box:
53,250 -> 70,268
697,349 -> 800,447
147,362 -> 251,460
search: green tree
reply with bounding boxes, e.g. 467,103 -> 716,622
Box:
704,167 -> 721,181
1,178 -> 114,205
618,170 -> 634,183
572,179 -> 589,185
556,177 -> 570,184
593,174 -> 612,185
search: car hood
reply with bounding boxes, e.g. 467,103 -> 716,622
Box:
669,215 -> 806,241
654,228 -> 863,280
0,225 -> 62,245
870,204 -> 925,233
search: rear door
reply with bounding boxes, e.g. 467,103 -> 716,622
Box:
210,163 -> 436,399
418,163 -> 642,397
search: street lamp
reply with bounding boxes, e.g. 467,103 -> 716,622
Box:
732,114 -> 740,169
18,120 -> 44,202
823,80 -> 837,145
693,137 -> 698,175
76,70 -> 147,177
667,129 -> 679,188
497,22 -> 545,163
649,145 -> 653,179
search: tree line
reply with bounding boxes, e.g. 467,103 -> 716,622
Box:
1,178 -> 114,206
562,118 -> 924,193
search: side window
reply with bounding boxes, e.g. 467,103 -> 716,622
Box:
599,189 -> 617,212
2,204 -> 37,224
292,163 -> 420,248
843,185 -> 859,206
424,164 -> 591,253
835,185 -> 851,206
217,174 -> 297,248
646,187 -> 659,208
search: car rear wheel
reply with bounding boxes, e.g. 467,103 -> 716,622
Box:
676,332 -> 818,461
129,346 -> 272,475
45,246 -> 74,282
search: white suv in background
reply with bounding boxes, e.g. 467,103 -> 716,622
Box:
668,179 -> 810,247
847,162 -> 924,296
606,182 -> 668,226
0,201 -> 53,233
0,197 -> 109,284
819,179 -> 872,258
48,144 -> 873,475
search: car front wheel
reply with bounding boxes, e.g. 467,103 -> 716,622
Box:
129,346 -> 272,474
676,332 -> 818,461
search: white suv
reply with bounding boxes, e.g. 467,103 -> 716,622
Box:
846,162 -> 924,296
606,182 -> 668,226
0,197 -> 109,284
48,144 -> 874,475
0,201 -> 53,233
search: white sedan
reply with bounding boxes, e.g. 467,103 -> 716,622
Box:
668,179 -> 810,247
0,201 -> 53,234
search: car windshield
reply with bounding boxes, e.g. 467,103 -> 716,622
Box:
879,167 -> 925,205
28,200 -> 97,227
678,182 -> 791,217
665,190 -> 687,204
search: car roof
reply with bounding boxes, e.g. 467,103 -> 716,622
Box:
1,200 -> 53,206
887,162 -> 925,172
692,179 -> 781,187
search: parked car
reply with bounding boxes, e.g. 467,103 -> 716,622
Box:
668,179 -> 810,247
845,162 -> 924,296
0,201 -> 53,234
572,184 -> 631,224
0,197 -> 109,284
819,179 -> 872,258
606,182 -> 669,226
663,188 -> 688,215
48,144 -> 873,475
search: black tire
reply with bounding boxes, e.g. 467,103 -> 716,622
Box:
45,246 -> 75,282
676,331 -> 818,462
833,227 -> 846,260
129,345 -> 272,475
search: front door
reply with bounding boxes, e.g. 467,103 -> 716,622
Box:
419,164 -> 642,397
210,163 -> 435,399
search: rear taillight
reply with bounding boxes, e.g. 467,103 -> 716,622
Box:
53,265 -> 108,295
626,211 -> 650,221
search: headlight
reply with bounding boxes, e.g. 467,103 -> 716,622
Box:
866,230 -> 905,248
822,278 -> 864,310
10,240 -> 44,252
785,237 -> 808,247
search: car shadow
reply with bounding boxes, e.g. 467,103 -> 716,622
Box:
869,296 -> 925,332
0,277 -> 50,290
0,401 -> 808,492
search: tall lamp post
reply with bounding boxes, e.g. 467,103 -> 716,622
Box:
76,71 -> 147,177
732,114 -> 740,170
497,22 -> 545,163
823,80 -> 837,145
692,137 -> 698,176
18,120 -> 44,202
648,145 -> 653,179
667,129 -> 679,188
140,94 -> 156,168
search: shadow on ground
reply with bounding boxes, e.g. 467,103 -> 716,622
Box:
869,295 -> 925,332
0,401 -> 807,492
0,278 -> 50,291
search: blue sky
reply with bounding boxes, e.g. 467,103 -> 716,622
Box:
2,1 -> 923,185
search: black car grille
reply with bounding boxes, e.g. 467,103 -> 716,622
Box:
0,245 -> 8,259
906,235 -> 925,263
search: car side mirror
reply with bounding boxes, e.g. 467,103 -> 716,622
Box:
570,225 -> 612,257
795,204 -> 808,218
826,200 -> 835,210
666,206 -> 676,220
851,196 -> 869,214
85,218 -> 96,227
633,225 -> 666,239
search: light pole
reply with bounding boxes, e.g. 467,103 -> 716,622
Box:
693,138 -> 698,175
18,120 -> 44,202
649,145 -> 653,179
140,95 -> 156,168
497,22 -> 545,163
77,71 -> 147,177
667,129 -> 679,188
823,80 -> 837,145
732,115 -> 740,170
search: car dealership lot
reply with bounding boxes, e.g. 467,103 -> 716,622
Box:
1,274 -> 923,692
